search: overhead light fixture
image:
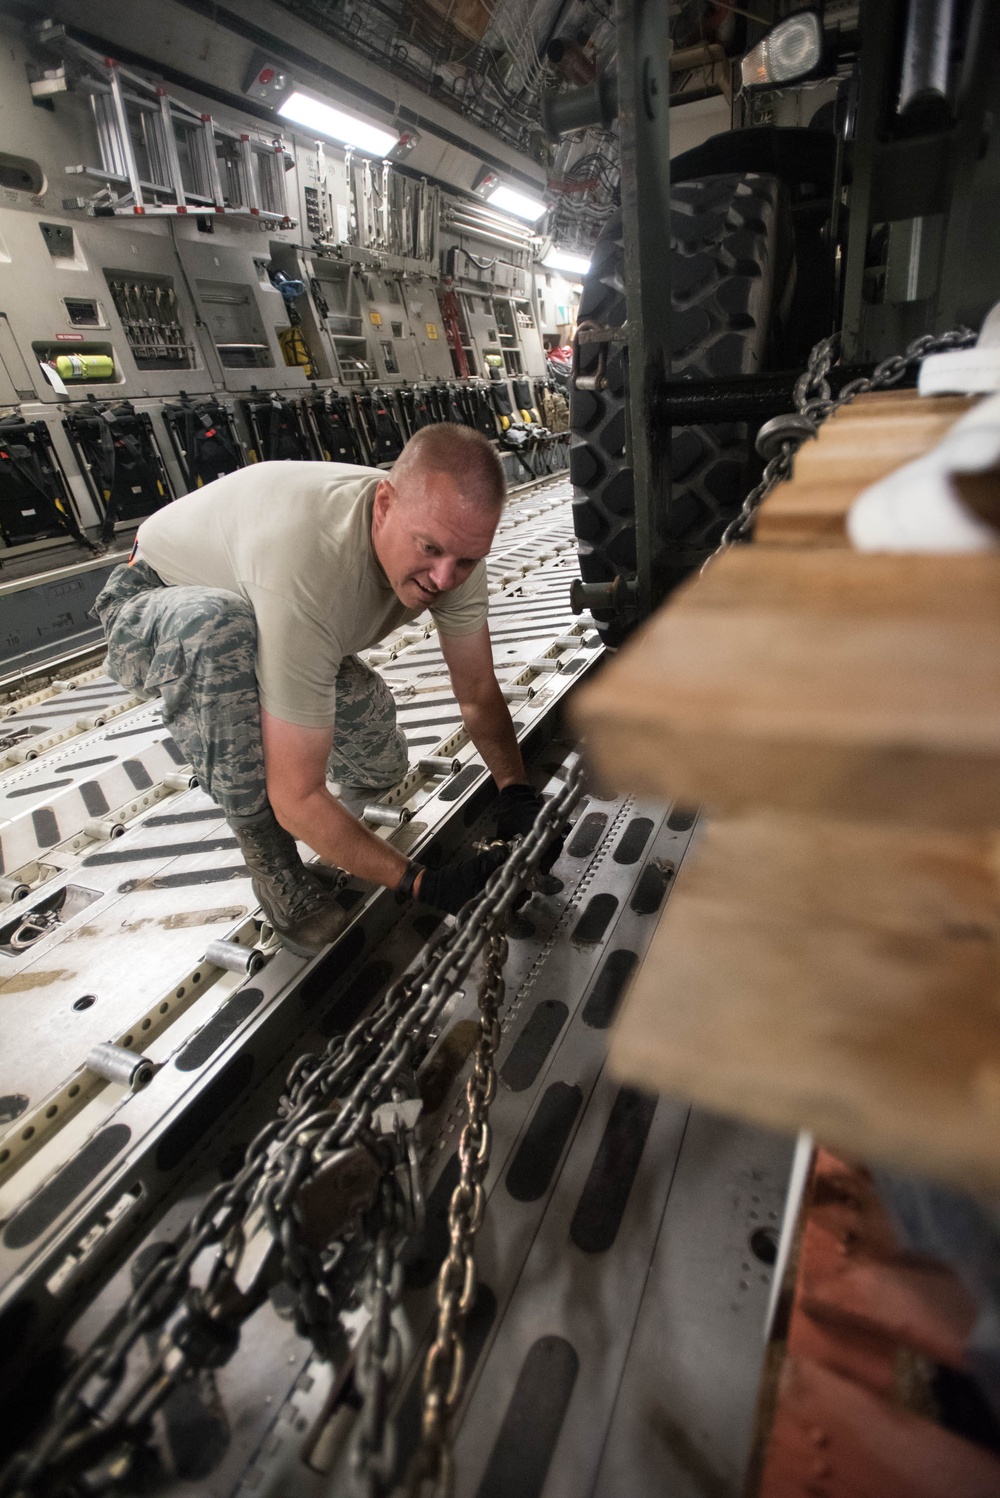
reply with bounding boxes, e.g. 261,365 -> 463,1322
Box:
542,248 -> 591,276
486,184 -> 547,222
277,90 -> 398,156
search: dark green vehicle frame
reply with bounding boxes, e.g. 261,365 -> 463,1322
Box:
554,0 -> 1000,638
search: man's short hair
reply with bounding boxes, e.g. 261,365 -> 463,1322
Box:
393,423 -> 506,511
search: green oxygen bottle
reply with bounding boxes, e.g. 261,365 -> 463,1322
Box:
53,353 -> 115,381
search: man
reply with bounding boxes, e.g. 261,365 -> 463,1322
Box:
93,424 -> 544,955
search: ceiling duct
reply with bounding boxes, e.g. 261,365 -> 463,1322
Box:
403,0 -> 497,58
546,38 -> 596,86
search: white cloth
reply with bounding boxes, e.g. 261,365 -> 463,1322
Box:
847,394 -> 1000,553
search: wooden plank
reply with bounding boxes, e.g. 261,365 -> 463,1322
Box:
570,547 -> 1000,830
607,812 -> 1000,1192
754,392 -> 976,547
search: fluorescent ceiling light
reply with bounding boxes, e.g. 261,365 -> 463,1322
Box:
277,90 -> 398,156
487,184 -> 547,222
542,248 -> 591,276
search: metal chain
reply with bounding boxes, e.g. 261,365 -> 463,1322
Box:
350,1219 -> 406,1498
0,760 -> 585,1498
408,926 -> 509,1498
705,325 -> 977,567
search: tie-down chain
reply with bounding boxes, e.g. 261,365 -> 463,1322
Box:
705,325 -> 977,566
0,760 -> 584,1498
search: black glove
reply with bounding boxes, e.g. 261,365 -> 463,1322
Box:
495,782 -> 544,840
416,846 -> 509,915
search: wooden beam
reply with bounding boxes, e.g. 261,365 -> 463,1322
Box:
570,547 -> 1000,831
754,391 -> 976,547
607,812 -> 1000,1192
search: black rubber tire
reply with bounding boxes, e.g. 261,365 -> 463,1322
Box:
570,173 -> 792,646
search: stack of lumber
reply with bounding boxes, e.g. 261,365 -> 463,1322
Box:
754,391 -> 976,546
573,382 -> 1000,1498
571,389 -> 1000,1193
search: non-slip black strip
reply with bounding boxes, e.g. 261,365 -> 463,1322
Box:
45,693 -> 118,707
161,737 -> 185,763
394,713 -> 462,730
462,781 -> 498,827
582,950 -> 638,1030
500,1001 -> 567,1093
30,807 -> 60,848
419,1019 -> 479,1114
156,1054 -> 254,1173
476,1336 -> 579,1498
61,756 -> 117,771
8,781 -> 71,800
85,836 -> 238,866
298,926 -> 367,1009
80,780 -> 111,817
571,893 -> 618,945
569,1088 -> 657,1254
438,764 -> 484,802
506,1082 -> 582,1202
175,988 -> 263,1072
123,760 -> 154,790
0,1298 -> 36,1363
567,811 -> 607,858
103,725 -> 163,740
403,1152 -> 461,1289
318,960 -> 392,1037
6,706 -> 105,720
0,1093 -> 28,1124
613,817 -> 654,866
119,866 -> 247,892
412,912 -> 443,940
487,623 -> 579,641
666,804 -> 698,832
143,809 -> 220,828
631,863 -> 671,916
4,1125 -> 131,1250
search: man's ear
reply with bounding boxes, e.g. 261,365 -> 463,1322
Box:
372,479 -> 393,529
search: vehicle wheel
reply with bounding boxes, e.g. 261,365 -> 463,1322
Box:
569,173 -> 792,647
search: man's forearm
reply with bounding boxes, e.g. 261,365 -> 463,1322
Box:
459,685 -> 527,788
277,786 -> 410,888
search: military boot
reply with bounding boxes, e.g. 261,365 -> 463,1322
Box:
227,807 -> 349,957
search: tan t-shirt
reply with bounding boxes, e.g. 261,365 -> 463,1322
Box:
136,462 -> 488,728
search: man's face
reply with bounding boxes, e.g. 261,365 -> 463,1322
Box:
371,470 -> 498,610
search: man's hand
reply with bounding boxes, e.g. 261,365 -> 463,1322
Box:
416,846 -> 508,915
495,782 -> 544,840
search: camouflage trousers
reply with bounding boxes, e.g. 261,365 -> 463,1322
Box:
93,561 -> 408,819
